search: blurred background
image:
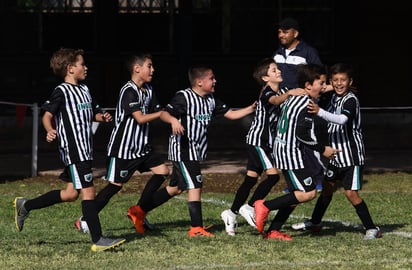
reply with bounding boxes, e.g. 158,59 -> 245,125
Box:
0,0 -> 410,178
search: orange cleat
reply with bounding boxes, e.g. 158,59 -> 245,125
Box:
127,205 -> 146,235
263,230 -> 292,241
254,200 -> 270,233
188,226 -> 215,237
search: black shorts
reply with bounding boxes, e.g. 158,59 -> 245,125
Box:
245,144 -> 275,174
282,157 -> 318,192
325,164 -> 363,190
282,168 -> 317,192
105,151 -> 165,184
59,160 -> 94,189
169,161 -> 202,190
303,146 -> 326,178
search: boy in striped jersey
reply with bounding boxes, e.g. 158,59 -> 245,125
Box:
221,58 -> 305,236
160,65 -> 256,237
254,64 -> 339,240
75,53 -> 180,236
13,48 -> 125,251
291,63 -> 382,240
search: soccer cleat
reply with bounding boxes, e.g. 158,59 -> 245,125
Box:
220,209 -> 238,236
127,205 -> 146,235
74,216 -> 90,234
263,230 -> 293,241
254,200 -> 270,233
239,204 -> 257,228
291,220 -> 322,232
364,227 -> 382,240
14,197 -> 29,232
188,226 -> 215,237
91,237 -> 126,252
316,183 -> 323,192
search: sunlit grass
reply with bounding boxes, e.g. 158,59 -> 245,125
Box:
1,173 -> 412,269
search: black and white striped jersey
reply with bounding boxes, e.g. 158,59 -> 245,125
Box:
328,92 -> 365,167
164,88 -> 230,161
246,86 -> 287,149
274,95 -> 325,170
107,81 -> 161,159
42,82 -> 100,165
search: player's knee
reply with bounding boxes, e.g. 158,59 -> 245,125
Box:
62,189 -> 79,202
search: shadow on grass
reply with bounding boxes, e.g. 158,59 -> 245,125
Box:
294,220 -> 406,237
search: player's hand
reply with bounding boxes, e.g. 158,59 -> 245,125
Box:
101,111 -> 113,122
171,118 -> 184,135
46,129 -> 57,143
323,146 -> 341,160
307,100 -> 320,114
289,88 -> 306,96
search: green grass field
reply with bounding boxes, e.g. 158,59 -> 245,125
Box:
1,172 -> 412,270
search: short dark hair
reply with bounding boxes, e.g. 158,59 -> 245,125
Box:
253,58 -> 276,87
125,53 -> 152,75
296,64 -> 326,88
187,65 -> 213,86
329,63 -> 353,79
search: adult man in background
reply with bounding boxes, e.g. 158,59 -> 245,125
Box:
273,17 -> 323,90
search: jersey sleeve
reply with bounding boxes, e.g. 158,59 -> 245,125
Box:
121,87 -> 140,115
41,87 -> 64,116
164,91 -> 187,118
213,97 -> 230,117
260,86 -> 277,105
341,97 -> 357,121
296,110 -> 325,153
148,90 -> 163,112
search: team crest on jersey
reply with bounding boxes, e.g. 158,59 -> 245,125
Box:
84,173 -> 93,183
120,170 -> 128,178
303,177 -> 313,186
196,175 -> 203,183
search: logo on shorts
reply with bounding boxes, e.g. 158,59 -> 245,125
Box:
303,177 -> 313,186
120,170 -> 128,178
326,169 -> 334,178
84,173 -> 93,182
196,175 -> 203,183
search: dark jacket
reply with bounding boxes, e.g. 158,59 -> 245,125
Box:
273,40 -> 322,89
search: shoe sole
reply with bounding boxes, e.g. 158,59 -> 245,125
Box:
91,239 -> 126,252
13,197 -> 24,232
291,222 -> 322,232
264,235 -> 292,241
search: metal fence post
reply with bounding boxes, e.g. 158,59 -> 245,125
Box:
31,103 -> 38,177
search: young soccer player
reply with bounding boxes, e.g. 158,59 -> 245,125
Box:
221,58 -> 305,235
254,64 -> 339,240
160,65 -> 256,237
13,48 -> 125,251
74,53 -> 180,235
291,63 -> 382,240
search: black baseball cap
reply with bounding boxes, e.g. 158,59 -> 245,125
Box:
278,17 -> 300,31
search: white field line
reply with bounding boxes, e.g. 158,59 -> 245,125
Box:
170,195 -> 412,269
174,196 -> 412,239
